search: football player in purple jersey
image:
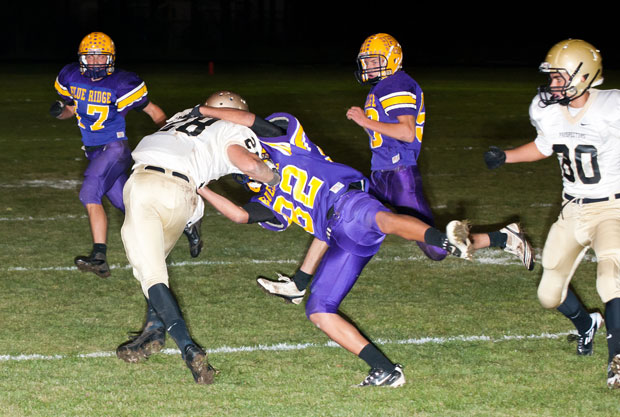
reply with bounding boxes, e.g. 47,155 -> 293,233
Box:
50,32 -> 166,278
347,33 -> 447,262
252,34 -> 534,305
193,105 -> 477,386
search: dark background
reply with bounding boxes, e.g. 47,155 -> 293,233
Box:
2,1 -> 617,69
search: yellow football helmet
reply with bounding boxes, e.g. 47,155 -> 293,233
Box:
205,91 -> 249,111
78,32 -> 116,78
538,39 -> 603,106
354,33 -> 403,85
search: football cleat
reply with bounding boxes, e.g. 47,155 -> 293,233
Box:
183,220 -> 203,258
74,251 -> 110,278
116,326 -> 166,363
445,220 -> 473,260
567,312 -> 604,356
608,354 -> 620,389
500,223 -> 535,271
256,273 -> 306,305
183,344 -> 216,385
358,364 -> 405,387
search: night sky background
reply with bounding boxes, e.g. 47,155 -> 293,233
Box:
2,1 -> 618,70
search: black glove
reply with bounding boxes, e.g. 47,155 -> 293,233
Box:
49,100 -> 65,118
189,104 -> 203,118
484,146 -> 506,169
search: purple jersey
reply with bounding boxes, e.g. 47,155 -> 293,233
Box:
363,71 -> 425,170
54,63 -> 150,146
251,113 -> 368,242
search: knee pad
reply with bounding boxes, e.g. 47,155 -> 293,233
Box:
596,252 -> 620,303
537,269 -> 567,309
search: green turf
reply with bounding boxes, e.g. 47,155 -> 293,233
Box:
1,64 -> 619,416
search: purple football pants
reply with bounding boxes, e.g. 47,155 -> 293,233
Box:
369,165 -> 447,261
79,140 -> 132,212
306,191 -> 389,316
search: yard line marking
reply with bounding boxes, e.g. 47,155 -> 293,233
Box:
3,250 -> 542,273
0,331 -> 574,362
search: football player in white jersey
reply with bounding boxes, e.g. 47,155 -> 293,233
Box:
115,92 -> 280,384
484,39 -> 620,389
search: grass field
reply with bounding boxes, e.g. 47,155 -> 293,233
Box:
1,63 -> 620,416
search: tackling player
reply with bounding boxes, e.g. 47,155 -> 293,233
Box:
50,32 -> 166,278
484,39 -> 620,389
194,104 -> 480,387
115,93 -> 280,384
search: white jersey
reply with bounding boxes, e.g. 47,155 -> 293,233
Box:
132,108 -> 261,188
531,89 -> 620,199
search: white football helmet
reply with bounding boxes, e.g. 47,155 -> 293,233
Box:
205,91 -> 249,110
538,39 -> 603,106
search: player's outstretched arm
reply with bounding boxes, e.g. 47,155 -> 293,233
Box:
198,186 -> 249,224
484,141 -> 547,169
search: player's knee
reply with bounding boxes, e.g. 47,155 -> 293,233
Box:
596,254 -> 620,302
305,296 -> 338,319
537,271 -> 565,309
79,184 -> 103,206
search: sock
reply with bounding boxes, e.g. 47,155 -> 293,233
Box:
488,231 -> 507,248
358,343 -> 395,372
606,298 -> 620,362
143,296 -> 165,331
147,283 -> 193,354
92,243 -> 107,256
293,270 -> 312,291
557,289 -> 592,335
424,227 -> 448,249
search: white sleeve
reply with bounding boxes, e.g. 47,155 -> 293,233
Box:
529,97 -> 554,156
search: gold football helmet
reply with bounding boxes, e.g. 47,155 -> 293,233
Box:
538,39 -> 603,106
354,33 -> 403,85
78,32 -> 116,78
205,91 -> 249,111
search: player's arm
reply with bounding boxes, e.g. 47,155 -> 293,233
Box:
227,144 -> 280,186
49,100 -> 76,120
193,106 -> 285,137
346,106 -> 416,143
484,141 -> 548,169
141,101 -> 167,127
198,186 -> 277,226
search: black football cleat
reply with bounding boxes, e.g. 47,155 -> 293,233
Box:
74,251 -> 111,278
183,344 -> 216,384
116,326 -> 166,363
184,220 -> 203,258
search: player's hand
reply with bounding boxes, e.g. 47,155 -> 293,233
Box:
49,100 -> 65,118
484,146 -> 506,169
189,104 -> 203,118
346,106 -> 367,126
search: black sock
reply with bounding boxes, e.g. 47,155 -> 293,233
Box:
147,283 -> 193,354
606,298 -> 620,362
293,270 -> 312,291
557,289 -> 592,335
488,231 -> 507,248
144,296 -> 165,331
92,243 -> 107,256
358,343 -> 395,372
424,227 -> 447,248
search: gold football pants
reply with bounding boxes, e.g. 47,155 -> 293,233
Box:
121,165 -> 197,297
538,197 -> 620,308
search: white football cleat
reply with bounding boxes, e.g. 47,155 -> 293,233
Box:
446,220 -> 473,260
256,273 -> 306,305
358,364 -> 405,387
500,223 -> 535,271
